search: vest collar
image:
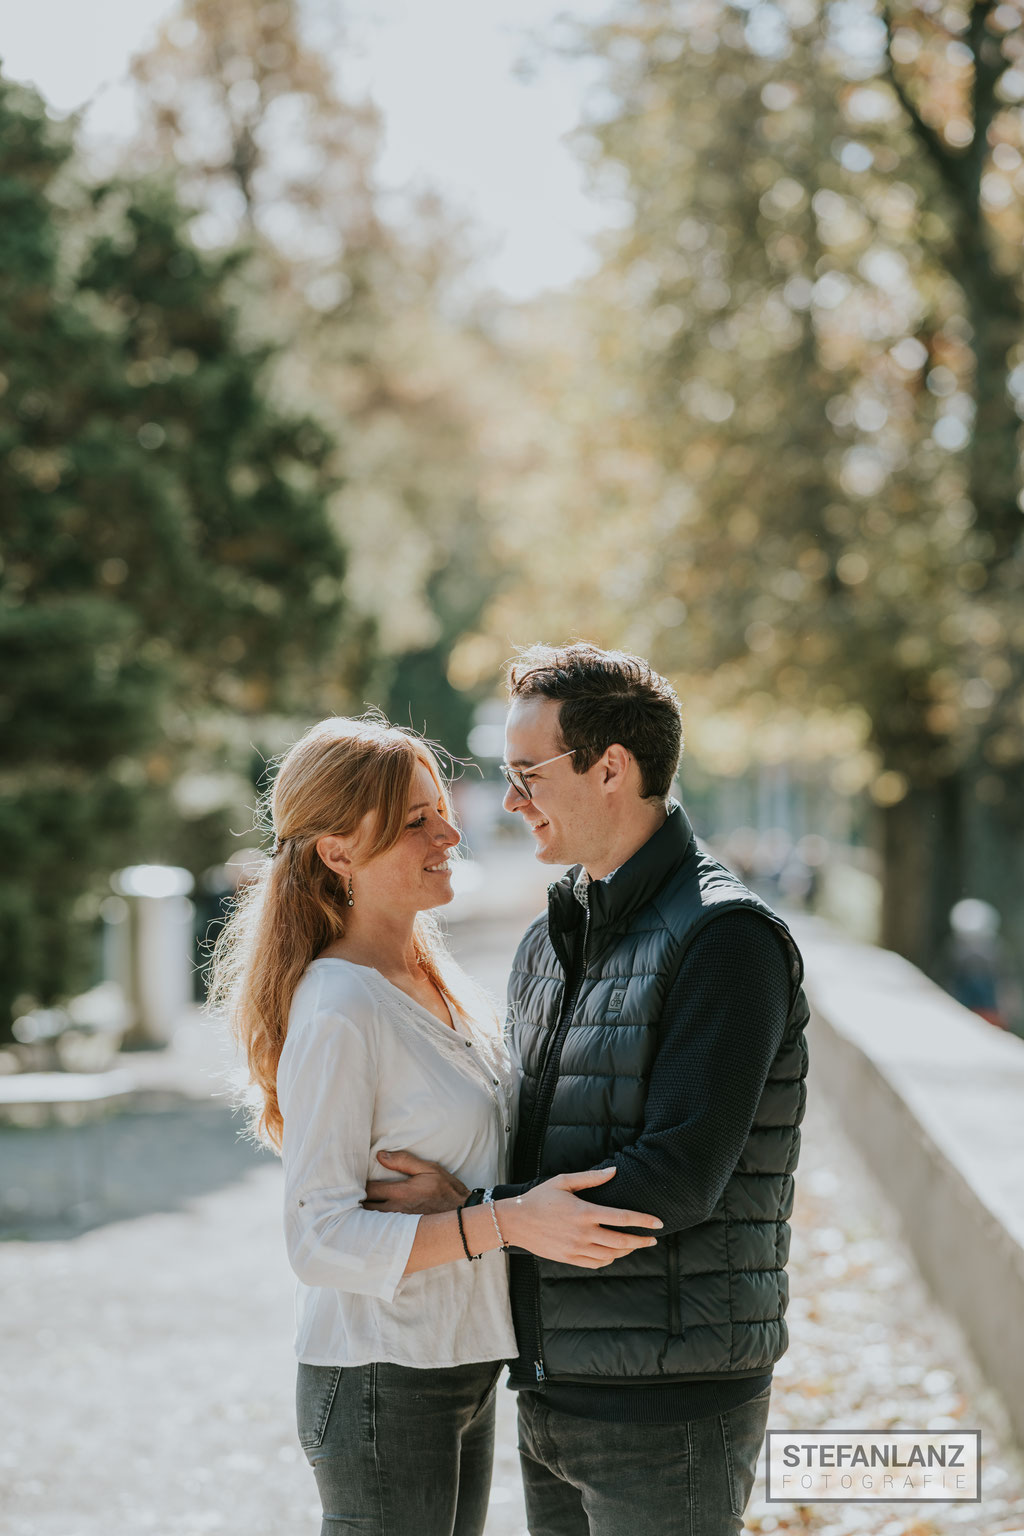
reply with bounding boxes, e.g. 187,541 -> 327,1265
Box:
548,800 -> 697,942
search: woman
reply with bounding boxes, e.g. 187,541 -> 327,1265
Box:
208,714 -> 661,1536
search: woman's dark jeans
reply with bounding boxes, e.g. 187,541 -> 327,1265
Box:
517,1384 -> 772,1536
296,1359 -> 503,1536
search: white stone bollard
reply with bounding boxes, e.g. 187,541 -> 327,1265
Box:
110,866 -> 195,1045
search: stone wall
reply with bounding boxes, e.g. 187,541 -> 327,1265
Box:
795,915 -> 1024,1448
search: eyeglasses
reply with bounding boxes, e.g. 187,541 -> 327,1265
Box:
499,749 -> 576,802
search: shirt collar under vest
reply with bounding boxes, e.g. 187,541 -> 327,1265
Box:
548,800 -> 698,951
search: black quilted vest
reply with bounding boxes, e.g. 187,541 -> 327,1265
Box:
506,802 -> 809,1387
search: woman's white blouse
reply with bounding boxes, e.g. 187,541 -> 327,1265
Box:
276,958 -> 518,1368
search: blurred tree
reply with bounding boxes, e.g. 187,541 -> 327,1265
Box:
875,0 -> 1024,974
569,1 -> 988,970
127,0 -> 504,753
471,0 -> 1023,985
0,71 -> 350,1040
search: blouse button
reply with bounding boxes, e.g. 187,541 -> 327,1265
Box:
465,1040 -> 472,1048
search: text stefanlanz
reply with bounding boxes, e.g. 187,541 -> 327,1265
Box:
780,1443 -> 967,1468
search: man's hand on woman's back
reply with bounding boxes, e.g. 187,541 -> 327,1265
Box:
362,1149 -> 468,1213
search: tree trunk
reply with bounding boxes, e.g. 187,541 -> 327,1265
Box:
880,772 -> 965,977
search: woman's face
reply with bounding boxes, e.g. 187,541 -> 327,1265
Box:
351,759 -> 461,916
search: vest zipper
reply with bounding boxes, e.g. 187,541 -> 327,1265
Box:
526,908 -> 591,1389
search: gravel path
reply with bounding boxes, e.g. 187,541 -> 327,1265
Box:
2,908 -> 1022,1536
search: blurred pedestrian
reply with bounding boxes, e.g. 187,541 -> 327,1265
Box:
943,898 -> 1012,1030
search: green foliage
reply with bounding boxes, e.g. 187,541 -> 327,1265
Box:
73,183 -> 348,703
0,71 -> 351,1037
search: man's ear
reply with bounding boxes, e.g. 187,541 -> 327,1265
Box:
315,834 -> 352,876
601,743 -> 632,790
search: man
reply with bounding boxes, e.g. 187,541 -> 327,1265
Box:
369,643 -> 809,1535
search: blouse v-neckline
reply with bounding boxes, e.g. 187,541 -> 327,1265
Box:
310,956 -> 459,1035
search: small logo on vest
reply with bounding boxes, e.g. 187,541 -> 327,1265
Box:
608,988 -> 627,1013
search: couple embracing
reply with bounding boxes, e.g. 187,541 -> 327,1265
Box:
212,642 -> 809,1536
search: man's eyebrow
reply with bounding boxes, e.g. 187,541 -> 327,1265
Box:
507,758 -> 537,769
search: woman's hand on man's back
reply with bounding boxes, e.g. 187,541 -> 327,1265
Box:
503,1167 -> 663,1269
363,1155 -> 663,1271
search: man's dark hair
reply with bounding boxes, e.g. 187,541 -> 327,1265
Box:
506,642 -> 683,800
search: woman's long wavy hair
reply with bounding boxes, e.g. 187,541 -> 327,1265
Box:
206,713 -> 496,1151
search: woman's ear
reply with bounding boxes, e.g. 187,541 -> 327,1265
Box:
314,834 -> 351,876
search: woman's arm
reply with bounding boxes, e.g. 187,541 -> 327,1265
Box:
278,1008 -> 421,1301
403,1166 -> 662,1274
279,1005 -> 661,1291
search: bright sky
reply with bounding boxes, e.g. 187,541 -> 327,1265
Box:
0,0 -> 616,299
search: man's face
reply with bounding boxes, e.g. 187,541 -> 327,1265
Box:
502,697 -> 604,867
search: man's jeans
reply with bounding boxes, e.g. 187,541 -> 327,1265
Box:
517,1384 -> 772,1536
296,1359 -> 502,1536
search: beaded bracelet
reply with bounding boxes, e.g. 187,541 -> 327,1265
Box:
484,1195 -> 510,1253
456,1204 -> 481,1262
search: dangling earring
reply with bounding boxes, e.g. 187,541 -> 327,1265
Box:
347,874 -> 355,908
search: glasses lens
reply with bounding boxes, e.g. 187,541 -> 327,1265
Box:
501,765 -> 531,801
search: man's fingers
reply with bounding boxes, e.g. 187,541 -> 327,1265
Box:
376,1149 -> 434,1174
364,1181 -> 399,1202
363,1178 -> 422,1208
559,1166 -> 616,1191
364,1180 -> 418,1204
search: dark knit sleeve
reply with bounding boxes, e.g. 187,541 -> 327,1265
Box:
468,1180 -> 538,1204
575,908 -> 792,1233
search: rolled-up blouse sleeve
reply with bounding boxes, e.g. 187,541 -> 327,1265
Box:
277,1004 -> 420,1302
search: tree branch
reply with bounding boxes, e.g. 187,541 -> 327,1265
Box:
968,0 -> 1003,200
881,5 -> 968,204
